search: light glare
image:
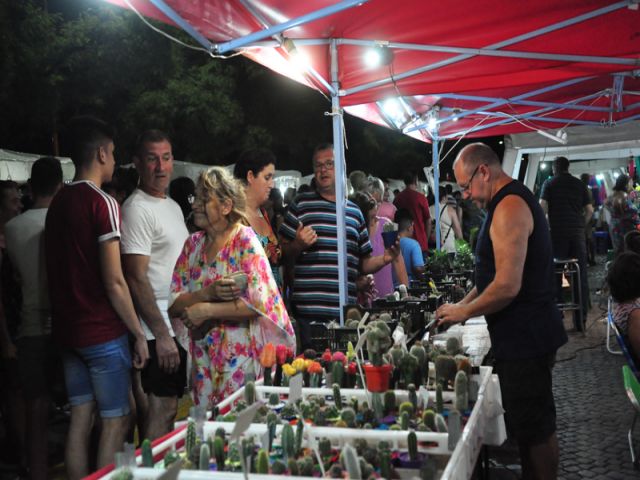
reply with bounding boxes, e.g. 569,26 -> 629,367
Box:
364,49 -> 381,67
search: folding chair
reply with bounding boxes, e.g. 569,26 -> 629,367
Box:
607,297 -> 622,355
610,313 -> 640,379
623,365 -> 640,469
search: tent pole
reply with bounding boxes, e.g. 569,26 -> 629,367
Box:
330,39 -> 348,327
433,135 -> 441,252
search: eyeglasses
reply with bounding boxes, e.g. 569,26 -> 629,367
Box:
314,160 -> 335,171
459,164 -> 483,192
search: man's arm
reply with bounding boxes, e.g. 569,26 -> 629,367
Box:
360,243 -> 399,274
437,196 -> 532,324
123,254 -> 179,373
100,239 -> 149,369
280,222 -> 317,261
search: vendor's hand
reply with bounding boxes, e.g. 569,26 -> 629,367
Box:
181,302 -> 213,330
294,222 -> 317,250
383,240 -> 400,264
436,302 -> 470,326
155,334 -> 180,374
132,335 -> 149,370
205,278 -> 241,302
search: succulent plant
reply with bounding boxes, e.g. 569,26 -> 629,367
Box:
288,458 -> 299,476
271,459 -> 286,475
244,381 -> 256,405
454,370 -> 469,412
319,437 -> 332,457
295,418 -> 304,455
435,355 -> 458,388
141,439 -> 153,467
408,430 -> 418,461
256,449 -> 269,474
436,383 -> 444,413
185,419 -> 196,459
422,409 -> 436,431
340,407 -> 357,427
281,423 -> 295,460
384,390 -> 396,415
331,361 -> 344,387
266,412 -> 278,452
445,336 -> 461,355
435,413 -> 448,433
400,411 -> 410,430
213,436 -> 225,471
341,444 -> 362,480
268,392 -> 280,406
408,383 -> 418,411
329,464 -> 343,478
447,409 -> 461,451
379,445 -> 392,479
399,401 -> 414,417
332,383 -> 342,409
372,392 -> 384,420
400,353 -> 419,387
365,320 -> 392,367
199,443 -> 210,471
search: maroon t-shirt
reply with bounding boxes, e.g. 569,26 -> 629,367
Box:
393,188 -> 431,251
45,181 -> 127,348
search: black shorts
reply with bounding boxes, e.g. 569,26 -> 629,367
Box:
495,353 -> 557,446
141,338 -> 187,398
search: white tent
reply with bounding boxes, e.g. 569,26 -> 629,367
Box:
503,122 -> 640,191
0,149 -> 75,182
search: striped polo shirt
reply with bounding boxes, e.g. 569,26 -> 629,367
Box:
279,190 -> 373,322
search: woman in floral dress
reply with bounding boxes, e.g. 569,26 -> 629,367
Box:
168,166 -> 295,408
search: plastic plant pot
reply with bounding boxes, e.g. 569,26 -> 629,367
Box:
381,230 -> 399,249
363,363 -> 393,392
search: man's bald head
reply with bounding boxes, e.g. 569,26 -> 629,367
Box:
454,143 -> 501,174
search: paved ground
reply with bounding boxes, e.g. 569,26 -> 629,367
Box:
486,257 -> 640,479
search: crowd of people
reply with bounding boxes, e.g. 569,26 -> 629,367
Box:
0,113 -> 633,480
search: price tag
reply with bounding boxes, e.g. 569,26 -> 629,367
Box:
288,373 -> 303,404
158,458 -> 183,480
354,329 -> 369,354
418,385 -> 431,409
230,401 -> 262,441
357,311 -> 370,330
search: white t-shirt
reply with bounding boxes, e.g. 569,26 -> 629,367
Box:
121,189 -> 189,340
5,208 -> 51,338
430,203 -> 456,253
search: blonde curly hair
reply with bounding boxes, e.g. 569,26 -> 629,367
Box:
197,166 -> 248,226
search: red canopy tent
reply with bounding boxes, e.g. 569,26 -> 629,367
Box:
104,0 -> 640,319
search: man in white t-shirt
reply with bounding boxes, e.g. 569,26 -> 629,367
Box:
121,130 -> 189,440
6,157 -> 62,480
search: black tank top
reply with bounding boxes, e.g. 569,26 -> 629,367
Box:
475,180 -> 567,360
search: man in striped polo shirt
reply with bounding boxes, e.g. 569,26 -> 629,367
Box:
280,143 -> 399,349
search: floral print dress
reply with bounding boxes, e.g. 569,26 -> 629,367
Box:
170,225 -> 295,408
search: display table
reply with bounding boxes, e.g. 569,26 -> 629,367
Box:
97,365 -> 505,480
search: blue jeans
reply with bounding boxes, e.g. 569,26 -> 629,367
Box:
62,334 -> 132,418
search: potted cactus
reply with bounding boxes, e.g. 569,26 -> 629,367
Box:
363,319 -> 393,392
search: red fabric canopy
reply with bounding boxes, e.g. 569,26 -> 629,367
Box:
105,0 -> 640,141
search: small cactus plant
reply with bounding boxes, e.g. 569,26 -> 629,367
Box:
185,419 -> 196,459
435,413 -> 448,432
268,392 -> 280,406
141,439 -> 153,467
341,443 -> 362,480
454,370 -> 469,412
408,430 -> 418,461
266,412 -> 278,452
271,459 -> 286,475
408,383 -> 418,411
446,336 -> 461,355
331,361 -> 344,387
244,381 -> 256,405
340,407 -> 357,427
422,409 -> 436,431
295,418 -> 304,455
287,458 -> 299,475
365,320 -> 392,366
198,443 -> 210,471
379,445 -> 392,480
399,401 -> 414,417
400,411 -> 410,430
435,355 -> 458,388
332,383 -> 342,409
436,383 -> 444,413
281,423 -> 295,459
213,436 -> 225,471
319,437 -> 332,457
256,449 -> 269,474
384,390 -> 396,415
372,392 -> 384,420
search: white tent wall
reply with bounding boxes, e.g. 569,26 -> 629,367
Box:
0,149 -> 75,182
505,122 -> 640,191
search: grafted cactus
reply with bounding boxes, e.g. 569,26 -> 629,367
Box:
365,320 -> 392,366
